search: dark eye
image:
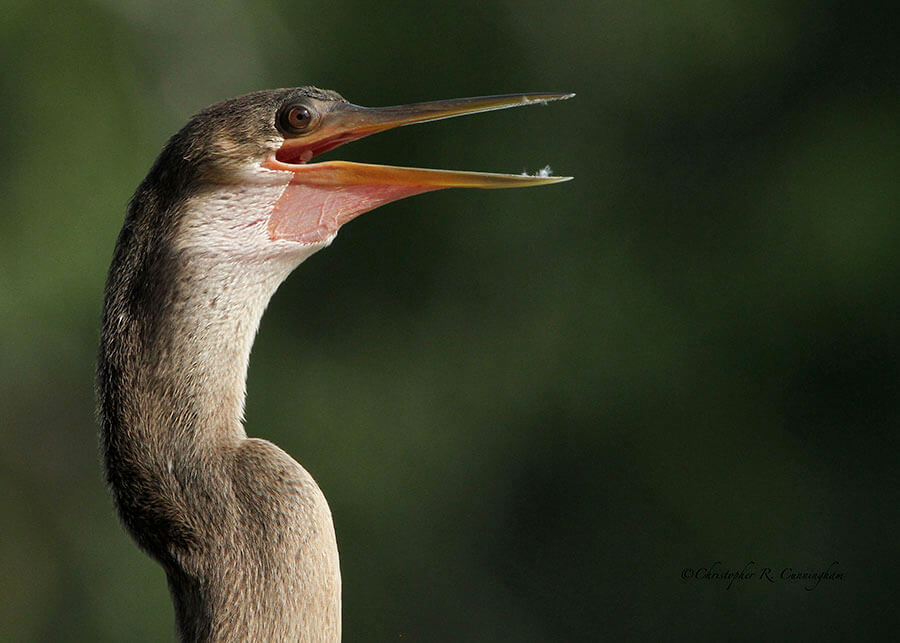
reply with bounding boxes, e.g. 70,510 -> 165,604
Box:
277,104 -> 316,136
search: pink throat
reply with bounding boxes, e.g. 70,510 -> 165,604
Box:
267,177 -> 438,244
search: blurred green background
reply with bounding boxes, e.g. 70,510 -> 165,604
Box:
1,0 -> 898,640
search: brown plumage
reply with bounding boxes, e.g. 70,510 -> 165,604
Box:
98,87 -> 571,641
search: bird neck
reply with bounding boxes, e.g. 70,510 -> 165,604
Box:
101,180 -> 321,450
147,250 -> 290,442
99,180 -> 341,640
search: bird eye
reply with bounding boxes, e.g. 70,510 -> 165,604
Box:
277,104 -> 317,136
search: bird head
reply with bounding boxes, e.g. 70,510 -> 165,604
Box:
144,87 -> 572,265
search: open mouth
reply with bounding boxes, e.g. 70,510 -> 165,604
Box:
259,92 -> 574,245
263,92 -> 575,185
273,132 -> 364,165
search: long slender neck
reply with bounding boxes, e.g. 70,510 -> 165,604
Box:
101,213 -> 288,449
134,246 -> 291,444
98,191 -> 287,545
99,181 -> 340,641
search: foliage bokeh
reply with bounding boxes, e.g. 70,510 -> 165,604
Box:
1,1 -> 897,640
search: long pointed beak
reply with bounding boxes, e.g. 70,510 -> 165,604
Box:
265,92 -> 574,187
263,92 -> 574,244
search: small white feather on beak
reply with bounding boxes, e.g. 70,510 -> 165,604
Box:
520,165 -> 554,178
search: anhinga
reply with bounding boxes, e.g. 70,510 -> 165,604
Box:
98,87 -> 572,641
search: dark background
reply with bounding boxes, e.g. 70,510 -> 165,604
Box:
1,1 -> 897,640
